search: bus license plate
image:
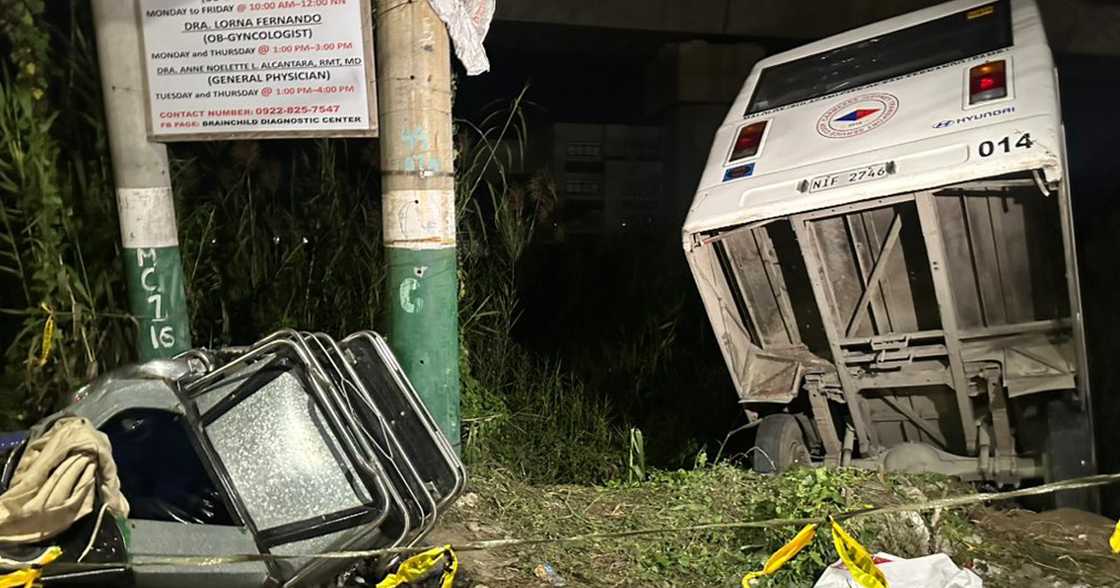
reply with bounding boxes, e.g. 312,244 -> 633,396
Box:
808,162 -> 892,192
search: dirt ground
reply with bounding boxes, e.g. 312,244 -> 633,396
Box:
962,508 -> 1120,587
427,467 -> 1120,587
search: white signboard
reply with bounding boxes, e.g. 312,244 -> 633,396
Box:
139,0 -> 377,141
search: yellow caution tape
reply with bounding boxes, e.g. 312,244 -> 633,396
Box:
36,303 -> 55,367
0,546 -> 61,588
1110,519 -> 1120,554
829,517 -> 887,588
967,5 -> 994,19
740,519 -> 888,587
376,544 -> 458,588
741,523 -> 818,586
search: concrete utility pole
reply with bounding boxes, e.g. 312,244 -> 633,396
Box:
376,0 -> 460,449
93,0 -> 191,360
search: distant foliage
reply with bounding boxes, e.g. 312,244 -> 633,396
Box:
173,139 -> 384,345
455,90 -> 624,483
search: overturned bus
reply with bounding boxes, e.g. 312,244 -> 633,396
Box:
683,0 -> 1095,505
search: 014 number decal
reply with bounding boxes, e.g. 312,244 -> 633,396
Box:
978,133 -> 1033,158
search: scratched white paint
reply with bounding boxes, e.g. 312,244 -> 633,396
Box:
401,127 -> 442,173
117,187 -> 179,249
399,277 -> 423,313
384,189 -> 456,249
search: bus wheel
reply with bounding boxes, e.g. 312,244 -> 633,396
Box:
753,414 -> 811,474
1044,395 -> 1098,511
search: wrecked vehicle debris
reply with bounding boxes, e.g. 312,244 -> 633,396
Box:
0,330 -> 463,586
684,0 -> 1096,508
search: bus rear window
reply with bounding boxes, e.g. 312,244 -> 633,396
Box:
746,1 -> 1012,115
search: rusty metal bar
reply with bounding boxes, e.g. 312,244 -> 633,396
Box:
914,192 -> 979,454
845,212 -> 903,337
957,318 -> 1070,340
806,380 -> 843,464
751,227 -> 803,345
880,395 -> 949,449
790,213 -> 878,452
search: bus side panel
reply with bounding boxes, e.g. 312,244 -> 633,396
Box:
685,241 -> 753,403
934,190 -> 1070,330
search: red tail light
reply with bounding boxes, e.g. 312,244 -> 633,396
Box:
729,121 -> 768,162
968,60 -> 1007,105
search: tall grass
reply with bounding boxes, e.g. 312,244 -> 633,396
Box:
455,92 -> 624,483
173,139 -> 383,345
0,2 -> 132,428
0,4 -> 625,482
0,0 -> 681,486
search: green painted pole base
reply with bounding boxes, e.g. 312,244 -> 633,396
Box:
386,246 -> 460,452
123,246 -> 192,361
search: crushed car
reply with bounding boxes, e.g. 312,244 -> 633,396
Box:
0,330 -> 464,586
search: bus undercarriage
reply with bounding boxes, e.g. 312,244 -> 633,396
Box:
690,172 -> 1095,505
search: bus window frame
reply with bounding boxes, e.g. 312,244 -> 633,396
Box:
745,0 -> 1013,116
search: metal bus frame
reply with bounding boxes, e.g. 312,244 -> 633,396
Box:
690,168 -> 1094,505
682,0 -> 1096,508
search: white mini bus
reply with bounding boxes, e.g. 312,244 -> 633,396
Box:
684,0 -> 1094,505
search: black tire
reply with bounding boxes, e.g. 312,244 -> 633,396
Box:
753,414 -> 811,474
1044,395 -> 1099,511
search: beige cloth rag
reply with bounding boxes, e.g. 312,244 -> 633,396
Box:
0,416 -> 129,543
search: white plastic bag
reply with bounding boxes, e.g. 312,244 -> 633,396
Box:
427,0 -> 494,75
813,552 -> 983,588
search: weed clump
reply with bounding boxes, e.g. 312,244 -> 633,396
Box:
454,93 -> 624,483
452,465 -> 979,587
1,3 -> 626,482
0,2 -> 133,426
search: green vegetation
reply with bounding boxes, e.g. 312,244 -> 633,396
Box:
173,139 -> 384,343
448,465 -> 1120,587
449,465 -> 977,587
0,2 -> 133,428
0,5 -> 625,482
454,94 -> 624,483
